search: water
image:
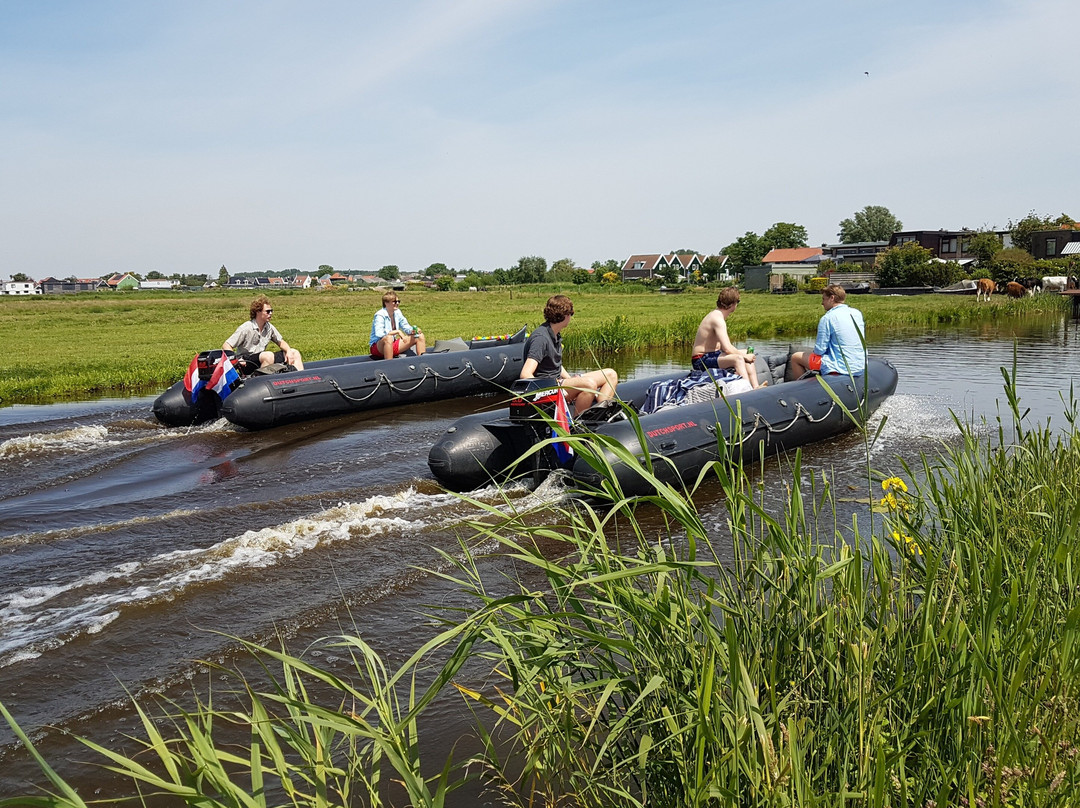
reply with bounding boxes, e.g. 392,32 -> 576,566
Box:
1,317 -> 1079,799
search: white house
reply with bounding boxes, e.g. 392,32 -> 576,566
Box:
3,280 -> 39,295
139,279 -> 179,290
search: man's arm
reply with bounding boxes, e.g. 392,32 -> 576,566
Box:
520,357 -> 538,379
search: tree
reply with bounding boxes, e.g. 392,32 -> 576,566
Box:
591,259 -> 621,276
762,222 -> 808,250
11,272 -> 30,282
318,265 -> 334,275
874,242 -> 934,288
1008,211 -> 1074,255
146,270 -> 164,279
722,232 -> 767,270
968,231 -> 1002,266
656,263 -> 680,285
434,275 -> 455,291
548,258 -> 576,282
378,265 -> 400,281
838,206 -> 903,243
701,255 -> 727,283
510,256 -> 547,284
218,265 -> 229,286
572,269 -> 592,285
423,263 -> 448,278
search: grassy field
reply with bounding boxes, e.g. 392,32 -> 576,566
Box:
0,285 -> 1070,403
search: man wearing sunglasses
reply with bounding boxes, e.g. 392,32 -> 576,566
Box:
370,291 -> 426,360
223,294 -> 305,373
520,294 -> 618,416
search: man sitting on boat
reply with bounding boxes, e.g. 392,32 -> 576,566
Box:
788,284 -> 866,379
690,287 -> 762,389
224,295 -> 304,373
370,292 -> 426,360
519,294 -> 618,417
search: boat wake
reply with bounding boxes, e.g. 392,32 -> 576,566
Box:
0,418 -> 235,461
0,481 -> 568,669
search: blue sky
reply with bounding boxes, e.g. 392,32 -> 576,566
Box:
2,0 -> 1076,278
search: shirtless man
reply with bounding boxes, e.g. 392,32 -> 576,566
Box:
690,287 -> 761,388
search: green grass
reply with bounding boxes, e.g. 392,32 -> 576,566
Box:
0,286 -> 1069,403
4,360 -> 1080,805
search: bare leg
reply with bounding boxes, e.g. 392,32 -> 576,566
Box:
787,351 -> 810,381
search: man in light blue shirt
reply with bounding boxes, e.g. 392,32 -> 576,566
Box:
789,284 -> 866,378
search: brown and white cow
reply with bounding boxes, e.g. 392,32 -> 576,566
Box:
975,278 -> 996,302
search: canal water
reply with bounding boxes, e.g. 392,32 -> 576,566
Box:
1,316 -> 1079,799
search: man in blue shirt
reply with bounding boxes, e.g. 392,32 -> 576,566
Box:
789,284 -> 866,378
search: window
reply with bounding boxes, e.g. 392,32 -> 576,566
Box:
1047,238 -> 1057,257
896,235 -> 916,245
940,237 -> 957,254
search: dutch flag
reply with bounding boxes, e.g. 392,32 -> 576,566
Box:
206,353 -> 240,401
551,390 -> 574,464
183,354 -> 206,404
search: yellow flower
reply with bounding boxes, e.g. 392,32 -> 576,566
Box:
892,530 -> 922,557
881,477 -> 908,494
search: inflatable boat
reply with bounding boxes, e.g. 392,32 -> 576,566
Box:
153,328 -> 527,430
427,353 -> 898,497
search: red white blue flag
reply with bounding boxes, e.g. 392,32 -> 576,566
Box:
183,354 -> 206,404
551,390 -> 574,464
207,353 -> 240,401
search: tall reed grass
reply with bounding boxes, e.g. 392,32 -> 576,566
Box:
3,363 -> 1080,806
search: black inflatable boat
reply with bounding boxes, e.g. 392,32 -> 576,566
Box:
427,353 -> 898,497
153,328 -> 527,430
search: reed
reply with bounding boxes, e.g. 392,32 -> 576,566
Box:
0,288 -> 1069,403
3,362 -> 1080,806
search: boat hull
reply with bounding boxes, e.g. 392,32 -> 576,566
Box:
428,357 -> 898,496
153,329 -> 527,430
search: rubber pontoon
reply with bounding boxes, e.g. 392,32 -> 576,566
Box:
427,353 -> 898,497
152,328 -> 527,430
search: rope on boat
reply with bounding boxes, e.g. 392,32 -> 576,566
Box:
327,355 -> 509,403
723,400 -> 839,447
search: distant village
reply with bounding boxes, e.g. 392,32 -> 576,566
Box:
5,221 -> 1078,296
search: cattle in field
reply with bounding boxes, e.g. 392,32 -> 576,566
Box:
1004,281 -> 1026,299
1042,276 -> 1078,292
975,278 -> 996,302
1018,277 -> 1041,294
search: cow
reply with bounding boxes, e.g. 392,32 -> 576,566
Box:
1018,277 -> 1041,294
975,278 -> 996,302
1004,281 -> 1026,299
1042,276 -> 1069,293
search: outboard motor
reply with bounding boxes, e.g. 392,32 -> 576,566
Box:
196,349 -> 240,379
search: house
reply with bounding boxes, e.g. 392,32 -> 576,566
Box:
888,230 -> 981,263
1030,224 -> 1080,260
743,248 -> 826,291
620,252 -> 709,282
328,273 -> 350,286
264,277 -> 286,287
106,273 -> 139,290
2,280 -> 39,295
292,275 -> 313,288
139,279 -> 178,290
38,277 -> 108,294
823,241 -> 890,266
228,276 -> 259,288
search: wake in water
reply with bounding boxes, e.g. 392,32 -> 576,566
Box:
0,479 -> 568,669
0,418 -> 235,461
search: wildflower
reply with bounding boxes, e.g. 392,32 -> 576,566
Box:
892,530 -> 922,557
881,476 -> 908,494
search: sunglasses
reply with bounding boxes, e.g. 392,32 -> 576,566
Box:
264,308 -> 273,313
391,299 -> 401,304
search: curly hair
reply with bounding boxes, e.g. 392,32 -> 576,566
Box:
249,294 -> 271,320
543,295 -> 574,324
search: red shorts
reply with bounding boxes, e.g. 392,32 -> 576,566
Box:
808,353 -> 822,372
371,339 -> 400,359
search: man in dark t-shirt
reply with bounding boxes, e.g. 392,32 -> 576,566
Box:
520,294 -> 618,416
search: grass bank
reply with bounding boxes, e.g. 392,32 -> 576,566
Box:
3,366 -> 1079,805
0,286 -> 1069,403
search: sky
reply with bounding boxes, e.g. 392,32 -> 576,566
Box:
2,0 -> 1077,279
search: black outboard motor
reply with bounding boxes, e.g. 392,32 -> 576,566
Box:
508,378 -> 572,486
196,349 -> 241,378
